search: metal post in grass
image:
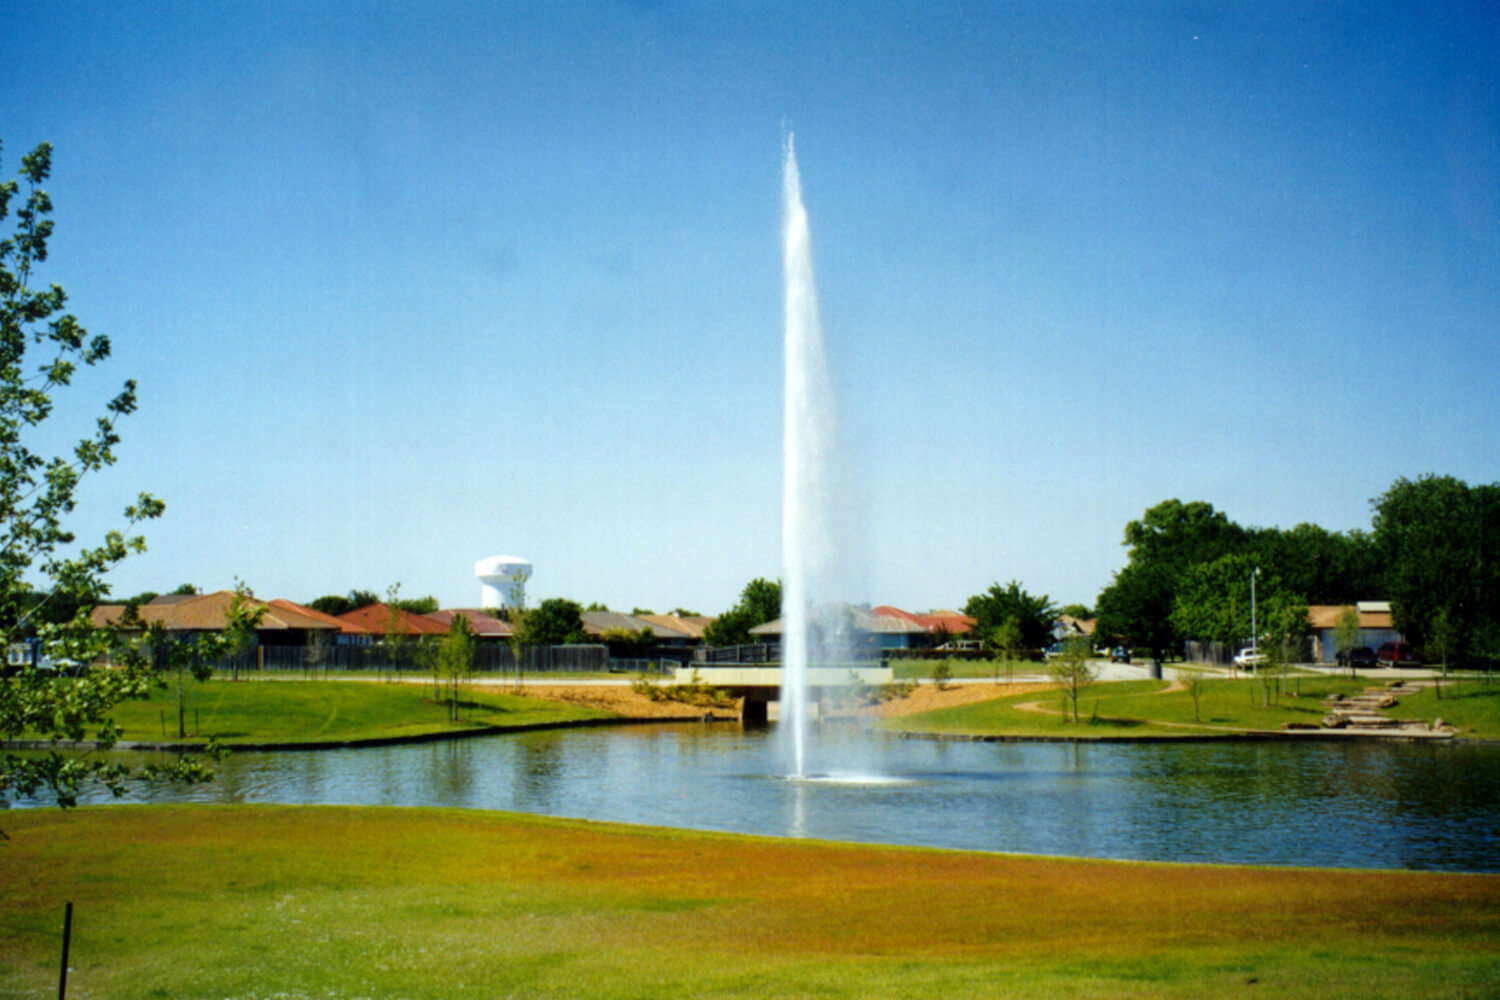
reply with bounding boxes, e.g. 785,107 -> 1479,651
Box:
57,901 -> 72,1000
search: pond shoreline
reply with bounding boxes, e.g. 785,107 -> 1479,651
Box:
896,727 -> 1466,744
1,712 -> 734,753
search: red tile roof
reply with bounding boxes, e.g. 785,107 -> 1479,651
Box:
268,598 -> 372,635
872,606 -> 977,634
334,603 -> 449,636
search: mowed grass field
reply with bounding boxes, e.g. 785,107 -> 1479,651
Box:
885,676 -> 1500,740
0,805 -> 1496,999
101,679 -> 612,745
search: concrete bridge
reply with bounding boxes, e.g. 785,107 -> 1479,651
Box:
674,664 -> 893,724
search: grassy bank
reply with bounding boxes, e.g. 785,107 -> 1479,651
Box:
1,805 -> 1495,999
96,679 -> 614,745
884,677 -> 1500,739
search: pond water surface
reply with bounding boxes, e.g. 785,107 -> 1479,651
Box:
50,723 -> 1500,872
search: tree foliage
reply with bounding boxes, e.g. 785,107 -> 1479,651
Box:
393,594 -> 438,615
1372,475 -> 1500,662
703,577 -> 781,647
601,627 -> 655,658
437,613 -> 475,721
1096,498 -> 1375,658
1048,636 -> 1097,723
964,580 -> 1056,652
0,138 -> 208,811
1095,500 -> 1245,655
521,598 -> 586,646
308,589 -> 379,616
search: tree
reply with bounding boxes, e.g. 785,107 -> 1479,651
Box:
1181,666 -> 1209,724
309,588 -> 382,617
216,579 -> 266,681
1169,553 -> 1292,654
964,580 -> 1056,652
308,593 -> 354,616
1333,605 -> 1361,678
1373,475 -> 1500,663
1428,607 -> 1461,700
143,622 -> 212,739
303,621 -> 332,678
988,617 -> 1022,684
0,138 -> 211,811
393,594 -> 438,615
1248,523 -> 1379,607
1095,500 -> 1245,658
504,569 -> 531,693
521,597 -> 585,647
1094,562 -> 1175,657
601,627 -> 655,659
437,613 -> 476,721
1058,603 -> 1093,620
703,577 -> 781,647
1048,637 -> 1097,723
1256,595 -> 1308,707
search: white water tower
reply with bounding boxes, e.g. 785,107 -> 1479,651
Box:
475,555 -> 532,610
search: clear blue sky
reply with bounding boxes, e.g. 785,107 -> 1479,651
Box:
4,1 -> 1497,615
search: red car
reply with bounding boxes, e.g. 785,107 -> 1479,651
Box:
1376,642 -> 1420,667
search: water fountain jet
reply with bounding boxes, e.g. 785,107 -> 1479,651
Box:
781,133 -> 852,779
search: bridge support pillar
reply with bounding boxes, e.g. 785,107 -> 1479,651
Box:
741,696 -> 769,725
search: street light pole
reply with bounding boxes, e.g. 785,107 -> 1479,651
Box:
1250,566 -> 1260,657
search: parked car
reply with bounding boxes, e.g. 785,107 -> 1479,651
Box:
1337,646 -> 1377,669
1109,646 -> 1131,664
1233,647 -> 1267,669
1376,642 -> 1420,667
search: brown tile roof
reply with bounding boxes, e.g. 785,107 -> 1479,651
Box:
637,614 -> 712,640
146,593 -> 200,606
1056,614 -> 1097,637
752,607 -> 930,637
335,603 -> 449,636
1307,605 -> 1394,630
428,609 -> 514,638
580,611 -> 684,639
92,592 -> 339,632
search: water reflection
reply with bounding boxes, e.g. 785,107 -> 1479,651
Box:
21,726 -> 1500,871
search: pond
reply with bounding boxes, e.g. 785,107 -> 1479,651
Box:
44,722 -> 1500,872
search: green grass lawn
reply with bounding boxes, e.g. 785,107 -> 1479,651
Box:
885,676 -> 1500,739
890,657 -> 1033,681
98,679 -> 613,745
0,805 -> 1495,1000
1384,678 -> 1500,738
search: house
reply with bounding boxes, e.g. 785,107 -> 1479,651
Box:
869,606 -> 979,649
91,591 -> 340,647
636,613 -> 713,646
1307,602 -> 1402,663
1052,615 -> 1097,643
749,605 -> 930,655
871,606 -> 978,644
266,598 -> 373,646
427,608 -> 514,642
334,603 -> 449,640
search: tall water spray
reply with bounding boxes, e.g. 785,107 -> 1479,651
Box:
781,134 -> 846,779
